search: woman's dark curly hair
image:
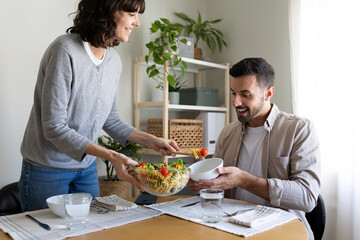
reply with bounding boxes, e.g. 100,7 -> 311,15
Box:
67,0 -> 145,48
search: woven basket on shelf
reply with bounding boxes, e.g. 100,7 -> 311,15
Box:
147,119 -> 203,149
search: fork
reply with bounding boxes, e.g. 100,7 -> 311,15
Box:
223,208 -> 253,217
90,205 -> 109,214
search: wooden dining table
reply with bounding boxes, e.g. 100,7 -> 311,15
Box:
0,196 -> 308,240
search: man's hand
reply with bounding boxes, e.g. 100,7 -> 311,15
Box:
188,166 -> 270,201
188,167 -> 241,194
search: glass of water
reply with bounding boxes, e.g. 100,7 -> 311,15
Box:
64,193 -> 92,230
200,189 -> 224,223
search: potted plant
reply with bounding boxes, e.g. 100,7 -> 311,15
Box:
175,10 -> 227,60
97,135 -> 142,198
145,18 -> 188,104
153,73 -> 187,104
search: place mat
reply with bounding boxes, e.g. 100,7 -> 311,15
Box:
92,195 -> 137,211
146,196 -> 298,238
0,205 -> 162,240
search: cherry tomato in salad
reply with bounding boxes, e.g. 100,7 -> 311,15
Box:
201,148 -> 208,156
138,162 -> 147,168
174,164 -> 183,170
160,167 -> 169,177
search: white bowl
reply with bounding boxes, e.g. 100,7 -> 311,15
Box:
189,158 -> 224,181
46,194 -> 66,218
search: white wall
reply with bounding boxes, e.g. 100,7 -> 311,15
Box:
0,0 -> 291,188
0,0 -> 78,188
205,0 -> 292,122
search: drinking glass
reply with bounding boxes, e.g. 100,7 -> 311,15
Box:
200,189 -> 224,223
64,193 -> 92,230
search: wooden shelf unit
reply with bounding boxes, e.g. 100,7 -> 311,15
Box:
134,56 -> 230,161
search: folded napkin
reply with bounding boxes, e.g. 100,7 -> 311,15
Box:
228,205 -> 281,228
92,195 -> 137,211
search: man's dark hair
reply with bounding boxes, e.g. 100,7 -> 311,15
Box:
229,58 -> 275,89
67,0 -> 145,48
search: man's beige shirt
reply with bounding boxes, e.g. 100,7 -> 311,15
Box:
214,104 -> 320,239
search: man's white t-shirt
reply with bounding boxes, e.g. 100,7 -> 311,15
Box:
235,125 -> 267,205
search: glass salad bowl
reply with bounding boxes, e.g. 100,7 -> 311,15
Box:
134,159 -> 190,196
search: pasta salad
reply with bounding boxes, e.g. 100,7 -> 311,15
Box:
134,159 -> 190,196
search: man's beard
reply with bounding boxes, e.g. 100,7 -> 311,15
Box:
236,99 -> 264,124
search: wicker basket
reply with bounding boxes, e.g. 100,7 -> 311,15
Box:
147,119 -> 203,149
98,177 -> 140,198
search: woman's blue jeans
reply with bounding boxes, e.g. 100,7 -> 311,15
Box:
19,159 -> 100,212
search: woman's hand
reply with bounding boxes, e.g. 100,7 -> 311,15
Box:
148,137 -> 180,156
128,129 -> 181,156
84,142 -> 142,190
108,150 -> 142,190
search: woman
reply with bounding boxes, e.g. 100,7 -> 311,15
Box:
19,0 -> 179,211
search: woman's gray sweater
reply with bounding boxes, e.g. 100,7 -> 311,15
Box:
21,34 -> 134,170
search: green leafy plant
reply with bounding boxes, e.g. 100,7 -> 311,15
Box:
175,11 -> 227,54
98,135 -> 142,181
161,74 -> 187,92
145,18 -> 187,92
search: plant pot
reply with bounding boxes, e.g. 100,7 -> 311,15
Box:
151,87 -> 163,102
194,48 -> 203,60
169,92 -> 180,104
98,177 -> 140,198
152,89 -> 180,104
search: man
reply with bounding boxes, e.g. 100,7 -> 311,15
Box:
188,58 -> 320,240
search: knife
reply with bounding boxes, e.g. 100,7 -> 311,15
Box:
25,214 -> 51,231
181,201 -> 200,208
